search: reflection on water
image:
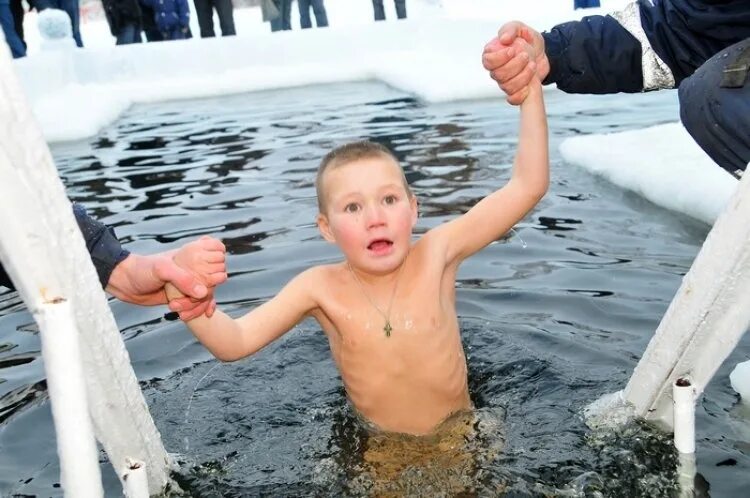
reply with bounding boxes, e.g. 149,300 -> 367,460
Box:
1,82 -> 749,496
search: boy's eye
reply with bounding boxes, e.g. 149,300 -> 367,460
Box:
344,203 -> 360,213
384,195 -> 397,205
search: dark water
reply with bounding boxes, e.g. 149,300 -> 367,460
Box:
1,82 -> 748,497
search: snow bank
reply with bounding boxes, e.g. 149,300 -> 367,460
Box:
11,0 -> 737,224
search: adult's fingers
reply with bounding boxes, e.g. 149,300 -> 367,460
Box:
157,259 -> 208,299
482,45 -> 515,71
506,87 -> 530,106
488,50 -> 530,85
204,250 -> 226,264
499,61 -> 537,99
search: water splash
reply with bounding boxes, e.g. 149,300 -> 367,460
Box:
183,362 -> 223,452
509,227 -> 527,248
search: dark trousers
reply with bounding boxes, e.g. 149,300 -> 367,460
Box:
194,0 -> 235,37
162,26 -> 187,40
574,0 -> 600,9
270,0 -> 291,31
0,2 -> 25,57
9,0 -> 23,46
679,37 -> 750,178
116,23 -> 142,45
298,0 -> 327,29
372,0 -> 406,21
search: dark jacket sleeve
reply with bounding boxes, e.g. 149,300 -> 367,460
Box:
0,205 -> 129,290
542,15 -> 644,94
73,204 -> 130,288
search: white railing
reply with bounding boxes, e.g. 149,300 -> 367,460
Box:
624,170 -> 750,427
0,42 -> 171,496
586,169 -> 750,469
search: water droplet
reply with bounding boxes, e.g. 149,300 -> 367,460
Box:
509,227 -> 528,248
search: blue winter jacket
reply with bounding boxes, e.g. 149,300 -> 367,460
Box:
142,0 -> 190,32
542,0 -> 750,93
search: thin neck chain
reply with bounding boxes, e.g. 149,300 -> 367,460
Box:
347,255 -> 407,337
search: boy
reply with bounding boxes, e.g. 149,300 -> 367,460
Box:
167,53 -> 548,436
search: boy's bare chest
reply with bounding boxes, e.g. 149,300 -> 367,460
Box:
316,278 -> 457,361
326,274 -> 444,329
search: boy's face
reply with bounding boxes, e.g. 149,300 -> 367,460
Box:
317,156 -> 417,275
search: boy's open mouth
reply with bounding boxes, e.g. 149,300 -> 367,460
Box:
368,239 -> 393,252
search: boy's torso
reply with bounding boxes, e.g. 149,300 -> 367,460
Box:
309,237 -> 472,435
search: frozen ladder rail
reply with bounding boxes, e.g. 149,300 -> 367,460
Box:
588,170 -> 750,429
0,46 -> 172,495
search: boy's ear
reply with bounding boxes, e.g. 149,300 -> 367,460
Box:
410,195 -> 418,227
317,213 -> 336,243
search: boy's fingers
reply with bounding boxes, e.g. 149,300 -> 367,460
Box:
181,297 -> 217,321
157,259 -> 208,299
206,299 -> 217,318
169,296 -> 195,312
206,272 -> 228,287
197,236 -> 226,252
498,21 -> 522,45
204,251 -> 226,264
483,37 -> 503,54
179,298 -> 212,321
520,24 -> 544,49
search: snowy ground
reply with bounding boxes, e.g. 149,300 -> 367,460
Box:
9,0 -> 739,224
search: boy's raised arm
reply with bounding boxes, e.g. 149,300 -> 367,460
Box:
167,268 -> 319,362
437,71 -> 549,265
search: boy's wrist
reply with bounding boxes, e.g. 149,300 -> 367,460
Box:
520,78 -> 543,103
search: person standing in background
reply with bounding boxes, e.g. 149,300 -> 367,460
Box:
102,0 -> 143,44
270,0 -> 291,32
372,0 -> 405,21
142,0 -> 190,40
9,0 -> 26,49
298,0 -> 327,29
574,0 -> 600,9
0,0 -> 25,57
139,0 -> 163,41
193,0 -> 235,38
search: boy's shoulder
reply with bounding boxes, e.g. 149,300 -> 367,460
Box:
297,262 -> 347,284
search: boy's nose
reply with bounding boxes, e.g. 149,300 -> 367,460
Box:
365,204 -> 386,228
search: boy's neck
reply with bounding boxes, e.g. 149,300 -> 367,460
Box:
345,252 -> 410,286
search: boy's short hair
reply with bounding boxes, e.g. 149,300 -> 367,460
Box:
316,141 -> 412,213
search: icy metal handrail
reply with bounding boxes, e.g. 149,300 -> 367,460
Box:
39,299 -> 103,497
624,170 -> 750,427
586,170 -> 750,431
0,43 -> 171,495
